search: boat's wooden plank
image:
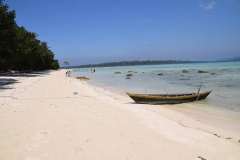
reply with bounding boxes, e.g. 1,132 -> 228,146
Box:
126,90 -> 212,104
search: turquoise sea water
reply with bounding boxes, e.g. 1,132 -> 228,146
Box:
73,61 -> 240,121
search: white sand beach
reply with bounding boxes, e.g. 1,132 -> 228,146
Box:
0,70 -> 240,160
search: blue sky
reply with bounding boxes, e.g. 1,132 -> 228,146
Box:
5,0 -> 240,66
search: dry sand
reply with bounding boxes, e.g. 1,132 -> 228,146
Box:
0,70 -> 240,160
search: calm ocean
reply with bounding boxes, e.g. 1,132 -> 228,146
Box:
72,61 -> 240,121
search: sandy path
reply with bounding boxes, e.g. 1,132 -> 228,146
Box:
0,70 -> 239,160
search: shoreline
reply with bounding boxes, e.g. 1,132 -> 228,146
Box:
79,67 -> 240,138
83,75 -> 240,144
0,70 -> 240,159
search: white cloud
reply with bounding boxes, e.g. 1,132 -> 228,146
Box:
199,1 -> 217,10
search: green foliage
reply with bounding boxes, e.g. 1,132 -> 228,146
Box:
0,0 -> 17,68
63,61 -> 69,66
72,60 -> 192,68
51,60 -> 60,70
0,0 -> 59,71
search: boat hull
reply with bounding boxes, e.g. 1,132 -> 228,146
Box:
127,91 -> 212,104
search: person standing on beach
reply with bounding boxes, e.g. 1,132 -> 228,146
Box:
66,71 -> 68,77
68,71 -> 71,77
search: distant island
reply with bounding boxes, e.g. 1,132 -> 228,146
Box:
64,60 -> 194,68
217,56 -> 240,62
64,56 -> 240,68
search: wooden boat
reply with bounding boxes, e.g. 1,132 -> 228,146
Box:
126,90 -> 212,104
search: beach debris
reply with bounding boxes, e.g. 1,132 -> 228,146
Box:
213,133 -> 220,138
126,74 -> 132,77
210,72 -> 216,75
181,74 -> 184,76
73,92 -> 78,95
198,70 -> 209,73
114,71 -> 121,74
226,137 -> 232,140
182,70 -> 188,73
158,73 -> 164,76
128,71 -> 132,72
135,72 -> 137,73
76,76 -> 90,80
197,156 -> 207,160
126,77 -> 131,79
142,72 -> 144,73
239,140 -> 240,143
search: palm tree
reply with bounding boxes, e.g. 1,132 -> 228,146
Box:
63,61 -> 69,67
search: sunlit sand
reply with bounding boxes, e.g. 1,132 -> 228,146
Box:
0,70 -> 239,160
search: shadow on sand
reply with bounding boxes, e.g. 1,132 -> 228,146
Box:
0,71 -> 52,91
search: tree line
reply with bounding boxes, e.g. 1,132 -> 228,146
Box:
66,60 -> 192,68
0,0 -> 59,71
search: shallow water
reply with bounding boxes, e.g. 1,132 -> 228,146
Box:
72,61 -> 240,121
